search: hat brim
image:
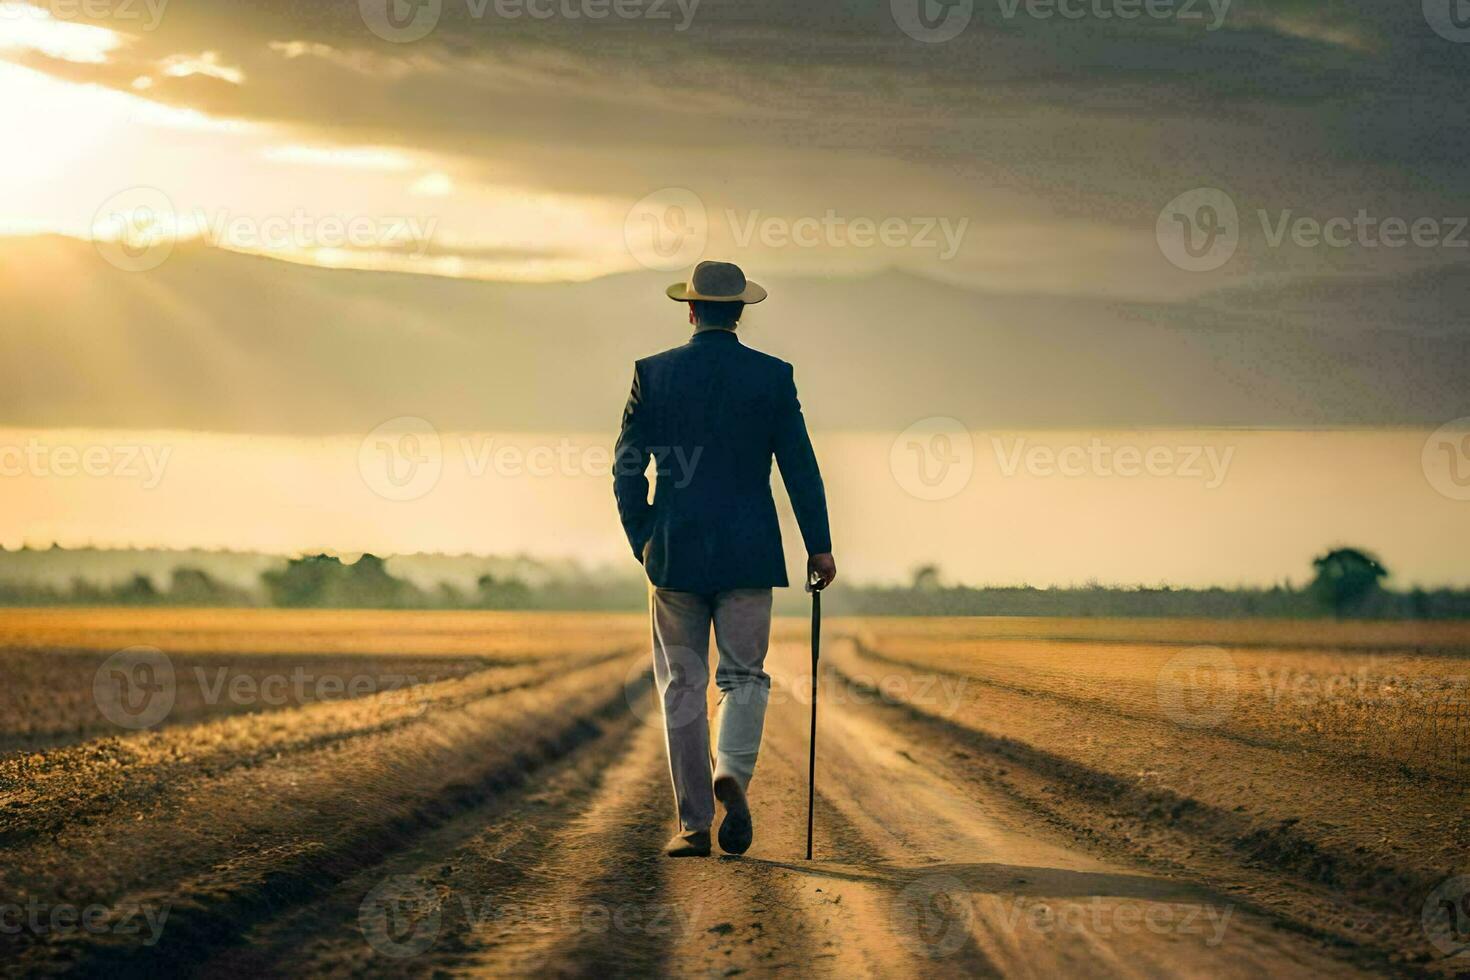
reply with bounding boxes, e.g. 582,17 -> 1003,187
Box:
666,280 -> 767,304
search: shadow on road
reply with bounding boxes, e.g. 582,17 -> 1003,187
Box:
740,858 -> 1217,905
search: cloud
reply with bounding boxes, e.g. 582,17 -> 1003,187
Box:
1,0 -> 1465,299
1,236 -> 1465,434
157,50 -> 244,84
0,2 -> 126,63
262,144 -> 415,171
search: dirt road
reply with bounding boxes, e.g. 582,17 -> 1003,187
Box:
6,610 -> 1446,977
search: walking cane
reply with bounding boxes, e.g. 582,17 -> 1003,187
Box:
805,570 -> 822,861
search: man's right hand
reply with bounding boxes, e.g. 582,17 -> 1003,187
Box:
807,553 -> 836,591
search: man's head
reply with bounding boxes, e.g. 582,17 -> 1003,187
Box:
688,300 -> 745,330
666,261 -> 766,331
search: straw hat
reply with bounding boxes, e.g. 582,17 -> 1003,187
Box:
665,260 -> 767,304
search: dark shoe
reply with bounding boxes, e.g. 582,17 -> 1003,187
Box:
665,829 -> 711,858
714,775 -> 753,855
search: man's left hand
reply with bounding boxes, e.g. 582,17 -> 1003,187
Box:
807,553 -> 836,591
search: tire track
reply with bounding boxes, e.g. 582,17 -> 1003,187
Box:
820,653 -> 1391,978
830,636 -> 1447,973
454,722 -> 675,976
0,650 -> 630,847
192,705 -> 654,977
1,655 -> 644,976
758,643 -> 1375,980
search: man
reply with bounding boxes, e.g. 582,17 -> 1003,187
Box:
614,260 -> 836,858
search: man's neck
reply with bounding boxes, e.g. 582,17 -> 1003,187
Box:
693,325 -> 736,334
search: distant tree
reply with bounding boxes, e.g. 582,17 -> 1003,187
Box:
169,567 -> 252,606
69,576 -> 105,603
111,574 -> 159,605
475,573 -> 532,609
434,582 -> 465,609
910,564 -> 943,592
262,554 -> 342,607
1309,547 -> 1388,618
261,553 -> 420,608
342,554 -> 414,608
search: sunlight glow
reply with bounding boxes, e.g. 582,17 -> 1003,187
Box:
410,173 -> 455,197
157,51 -> 245,85
262,145 -> 415,171
0,2 -> 125,63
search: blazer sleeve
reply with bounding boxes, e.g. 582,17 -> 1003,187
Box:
613,362 -> 655,561
772,362 -> 832,556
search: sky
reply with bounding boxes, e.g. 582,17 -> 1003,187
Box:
2,0 -> 1467,295
1,0 -> 1468,584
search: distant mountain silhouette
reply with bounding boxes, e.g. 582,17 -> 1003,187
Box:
3,235 -> 1465,432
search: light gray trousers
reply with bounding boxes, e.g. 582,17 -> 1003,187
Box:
649,586 -> 773,832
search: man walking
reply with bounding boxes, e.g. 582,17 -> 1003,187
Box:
614,260 -> 836,858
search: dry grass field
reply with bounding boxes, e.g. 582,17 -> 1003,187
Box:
1,609 -> 1466,978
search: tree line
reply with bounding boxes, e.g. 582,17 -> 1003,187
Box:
0,547 -> 1466,618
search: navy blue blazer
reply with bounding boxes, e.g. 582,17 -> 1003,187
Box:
613,329 -> 831,593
